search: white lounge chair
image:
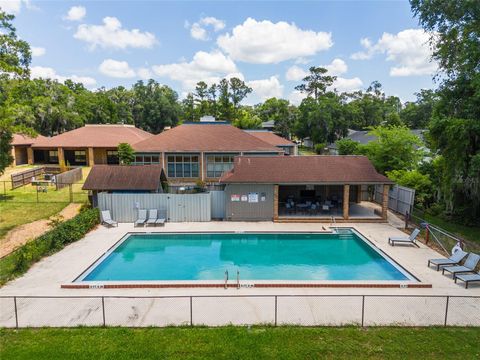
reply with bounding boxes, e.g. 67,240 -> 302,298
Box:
442,253 -> 480,277
388,228 -> 421,247
101,210 -> 118,227
156,209 -> 167,226
145,209 -> 158,226
454,272 -> 480,288
428,250 -> 468,271
134,209 -> 147,227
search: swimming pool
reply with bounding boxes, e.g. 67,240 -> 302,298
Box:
76,230 -> 415,282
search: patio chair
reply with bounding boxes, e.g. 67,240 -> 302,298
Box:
134,209 -> 147,227
428,250 -> 468,271
145,209 -> 158,226
442,253 -> 480,277
454,272 -> 480,289
388,228 -> 421,247
101,210 -> 118,227
156,209 -> 167,226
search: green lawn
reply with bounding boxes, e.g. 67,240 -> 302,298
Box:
0,181 -> 88,239
298,145 -> 317,155
1,327 -> 479,359
413,208 -> 480,245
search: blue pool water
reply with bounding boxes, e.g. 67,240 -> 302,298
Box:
80,231 -> 411,281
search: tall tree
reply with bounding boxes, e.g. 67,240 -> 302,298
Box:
295,66 -> 336,101
411,0 -> 480,222
217,78 -> 232,120
257,98 -> 297,138
229,77 -> 252,119
0,11 -> 31,78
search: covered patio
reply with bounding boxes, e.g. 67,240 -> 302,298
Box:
278,184 -> 384,220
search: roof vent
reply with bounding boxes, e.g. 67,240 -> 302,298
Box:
200,115 -> 216,122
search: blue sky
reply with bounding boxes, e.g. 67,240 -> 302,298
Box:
2,0 -> 437,104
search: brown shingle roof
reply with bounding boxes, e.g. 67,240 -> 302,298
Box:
220,156 -> 393,184
82,165 -> 163,191
32,124 -> 153,148
11,133 -> 46,146
245,131 -> 295,146
133,123 -> 283,153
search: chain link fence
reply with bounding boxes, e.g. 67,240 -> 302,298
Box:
1,295 -> 478,328
406,212 -> 480,255
0,180 -> 88,204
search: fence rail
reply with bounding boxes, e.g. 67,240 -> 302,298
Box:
0,295 -> 478,328
0,180 -> 88,204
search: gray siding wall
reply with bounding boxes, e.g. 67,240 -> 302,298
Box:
225,184 -> 274,221
210,190 -> 226,219
98,192 -> 211,222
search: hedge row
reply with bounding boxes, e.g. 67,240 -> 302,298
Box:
0,207 -> 99,286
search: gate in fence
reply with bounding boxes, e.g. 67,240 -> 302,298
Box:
375,184 -> 415,215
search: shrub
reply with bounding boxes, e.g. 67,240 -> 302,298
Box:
335,138 -> 360,155
314,143 -> 326,154
0,207 -> 99,285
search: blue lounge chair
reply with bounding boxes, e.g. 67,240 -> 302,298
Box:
428,250 -> 468,271
156,209 -> 167,226
134,209 -> 147,227
442,253 -> 480,277
146,209 -> 158,226
388,228 -> 421,247
101,210 -> 118,227
455,272 -> 480,288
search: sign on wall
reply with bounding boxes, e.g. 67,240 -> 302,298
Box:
231,194 -> 240,202
248,192 -> 259,203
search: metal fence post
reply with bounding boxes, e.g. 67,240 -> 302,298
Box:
274,296 -> 278,326
14,296 -> 19,329
361,296 -> 365,327
444,296 -> 449,327
190,296 -> 193,326
102,297 -> 106,327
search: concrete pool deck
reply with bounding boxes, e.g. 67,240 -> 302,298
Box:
1,221 -> 479,297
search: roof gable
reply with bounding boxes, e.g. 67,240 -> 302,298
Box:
133,123 -> 283,153
32,125 -> 153,148
220,155 -> 392,184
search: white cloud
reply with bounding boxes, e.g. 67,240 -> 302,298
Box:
331,77 -> 363,92
285,58 -> 348,82
30,66 -> 97,87
0,0 -> 31,14
324,58 -> 347,75
99,59 -> 136,78
351,29 -> 437,76
64,6 -> 86,21
217,18 -> 332,64
74,16 -> 157,50
189,16 -> 226,41
247,76 -> 283,101
288,90 -> 307,105
137,67 -> 152,80
285,65 -> 308,81
31,46 -> 45,57
152,50 -> 238,90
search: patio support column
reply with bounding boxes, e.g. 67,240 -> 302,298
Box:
88,147 -> 95,166
343,184 -> 350,220
273,184 -> 279,221
57,147 -> 65,168
27,147 -> 34,165
11,146 -> 16,166
381,184 -> 389,220
200,152 -> 205,181
356,185 -> 362,203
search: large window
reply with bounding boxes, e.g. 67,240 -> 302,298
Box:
206,154 -> 235,178
48,150 -> 58,163
167,154 -> 199,178
74,150 -> 86,164
106,150 -> 119,164
134,154 -> 160,165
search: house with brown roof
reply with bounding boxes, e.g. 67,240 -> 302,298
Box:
220,155 -> 393,222
10,133 -> 47,166
30,124 -> 153,167
132,122 -> 285,185
245,130 -> 298,155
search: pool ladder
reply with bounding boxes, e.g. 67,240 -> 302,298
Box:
224,270 -> 241,289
